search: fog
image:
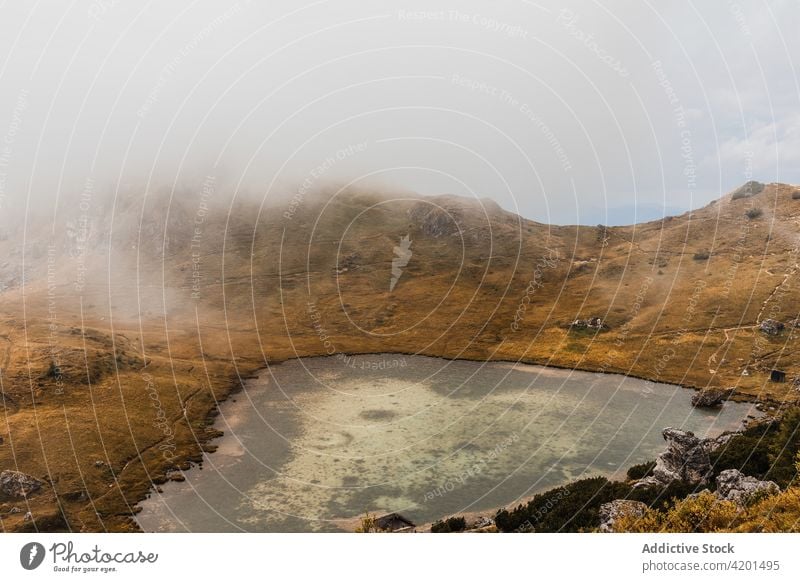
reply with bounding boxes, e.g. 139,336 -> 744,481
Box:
0,0 -> 798,225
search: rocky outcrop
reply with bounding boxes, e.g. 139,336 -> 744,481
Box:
715,469 -> 779,505
691,388 -> 734,408
408,204 -> 459,238
759,319 -> 785,336
0,470 -> 43,498
730,180 -> 765,200
599,500 -> 648,532
634,428 -> 712,488
569,317 -> 606,330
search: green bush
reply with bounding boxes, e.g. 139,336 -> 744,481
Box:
431,516 -> 467,533
746,207 -> 763,219
493,408 -> 800,533
766,409 -> 800,486
627,461 -> 656,481
493,475 -> 705,533
495,477 -> 615,532
710,425 -> 773,481
710,409 -> 800,488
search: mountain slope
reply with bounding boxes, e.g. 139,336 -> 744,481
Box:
1,181 -> 799,531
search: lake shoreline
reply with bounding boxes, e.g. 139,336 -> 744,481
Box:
261,350 -> 769,404
136,353 -> 765,533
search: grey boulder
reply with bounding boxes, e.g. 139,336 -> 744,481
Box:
634,428 -> 712,487
691,388 -> 734,408
715,469 -> 779,505
0,470 -> 44,498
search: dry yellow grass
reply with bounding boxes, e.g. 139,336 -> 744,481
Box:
1,182 -> 799,531
615,485 -> 800,533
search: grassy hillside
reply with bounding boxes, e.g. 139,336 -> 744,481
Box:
1,181 -> 800,531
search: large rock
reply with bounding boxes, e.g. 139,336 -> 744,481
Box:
691,388 -> 734,408
759,319 -> 785,336
635,428 -> 711,487
408,204 -> 459,238
599,500 -> 648,532
730,181 -> 765,200
0,470 -> 43,498
715,469 -> 779,505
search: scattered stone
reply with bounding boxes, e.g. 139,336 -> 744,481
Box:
94,460 -> 104,468
691,388 -> 734,408
167,472 -> 185,482
471,516 -> 494,529
0,470 -> 44,498
337,252 -> 361,272
634,428 -> 712,488
374,512 -> 416,532
715,469 -> 779,505
599,500 -> 649,532
569,317 -> 606,330
8,506 -> 21,514
759,319 -> 785,336
23,511 -> 32,521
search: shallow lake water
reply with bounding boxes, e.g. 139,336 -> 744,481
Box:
136,354 -> 758,532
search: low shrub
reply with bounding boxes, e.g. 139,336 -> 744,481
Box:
627,460 -> 656,480
710,409 -> 800,489
431,516 -> 467,533
617,483 -> 800,533
615,490 -> 741,533
746,207 -> 763,219
494,408 -> 800,533
494,477 -> 697,532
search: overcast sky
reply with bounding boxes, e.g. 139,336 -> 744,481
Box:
0,0 -> 798,225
